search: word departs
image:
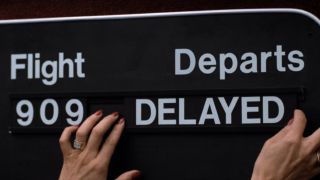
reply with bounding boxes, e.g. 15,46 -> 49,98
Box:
175,45 -> 304,79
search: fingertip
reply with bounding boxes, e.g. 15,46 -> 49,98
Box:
286,109 -> 307,136
60,126 -> 78,141
116,170 -> 141,180
72,125 -> 80,129
64,125 -> 79,132
293,109 -> 307,123
306,127 -> 320,151
132,170 -> 141,179
294,109 -> 306,118
59,125 -> 79,155
95,109 -> 103,116
102,112 -> 119,122
112,111 -> 119,117
118,118 -> 125,124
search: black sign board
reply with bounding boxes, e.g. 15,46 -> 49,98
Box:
1,8 -> 320,179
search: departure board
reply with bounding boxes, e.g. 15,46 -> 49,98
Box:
1,9 -> 320,180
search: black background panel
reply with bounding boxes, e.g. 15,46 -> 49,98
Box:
1,9 -> 320,180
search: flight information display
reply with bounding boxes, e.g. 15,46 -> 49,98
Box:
0,8 -> 319,180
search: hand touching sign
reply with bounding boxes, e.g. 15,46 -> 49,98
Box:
251,110 -> 320,180
58,109 -> 320,180
58,111 -> 141,180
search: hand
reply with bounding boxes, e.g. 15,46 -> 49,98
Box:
251,109 -> 320,180
58,111 -> 141,180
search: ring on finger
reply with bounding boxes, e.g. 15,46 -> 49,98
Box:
73,139 -> 85,150
316,151 -> 320,164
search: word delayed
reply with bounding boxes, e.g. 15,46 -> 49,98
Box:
136,96 -> 284,125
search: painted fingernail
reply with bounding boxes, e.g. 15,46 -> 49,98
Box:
118,118 -> 125,124
112,112 -> 119,117
132,171 -> 141,179
95,110 -> 103,116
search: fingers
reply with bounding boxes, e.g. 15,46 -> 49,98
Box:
308,151 -> 320,178
270,119 -> 292,141
306,128 -> 320,152
75,110 -> 103,144
59,126 -> 79,156
116,170 -> 141,180
85,112 -> 119,153
98,118 -> 125,165
288,109 -> 307,137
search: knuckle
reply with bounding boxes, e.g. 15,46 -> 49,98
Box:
92,160 -> 105,172
107,138 -> 117,148
76,129 -> 86,138
264,139 -> 272,146
284,136 -> 299,146
59,137 -> 66,145
302,141 -> 314,154
92,127 -> 104,137
59,127 -> 71,144
79,154 -> 90,164
262,139 -> 274,150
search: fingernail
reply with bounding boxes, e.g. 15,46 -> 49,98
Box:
112,112 -> 119,117
132,171 -> 141,179
95,110 -> 103,116
118,118 -> 125,124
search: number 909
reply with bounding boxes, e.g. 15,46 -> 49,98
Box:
15,99 -> 84,126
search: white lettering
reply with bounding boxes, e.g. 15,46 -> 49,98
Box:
174,45 -> 305,79
242,97 -> 260,124
219,53 -> 238,80
158,98 -> 176,125
199,98 -> 221,125
11,54 -> 27,79
10,52 -> 86,86
288,50 -> 304,71
262,96 -> 284,124
198,53 -> 216,74
179,98 -> 196,125
175,49 -> 196,75
218,97 -> 239,124
136,99 -> 156,125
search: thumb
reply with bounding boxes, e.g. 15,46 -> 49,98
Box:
116,170 -> 141,180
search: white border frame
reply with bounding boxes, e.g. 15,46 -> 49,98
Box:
0,8 -> 319,26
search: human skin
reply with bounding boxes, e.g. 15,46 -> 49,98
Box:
59,109 -> 320,180
251,109 -> 320,180
58,111 -> 140,180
